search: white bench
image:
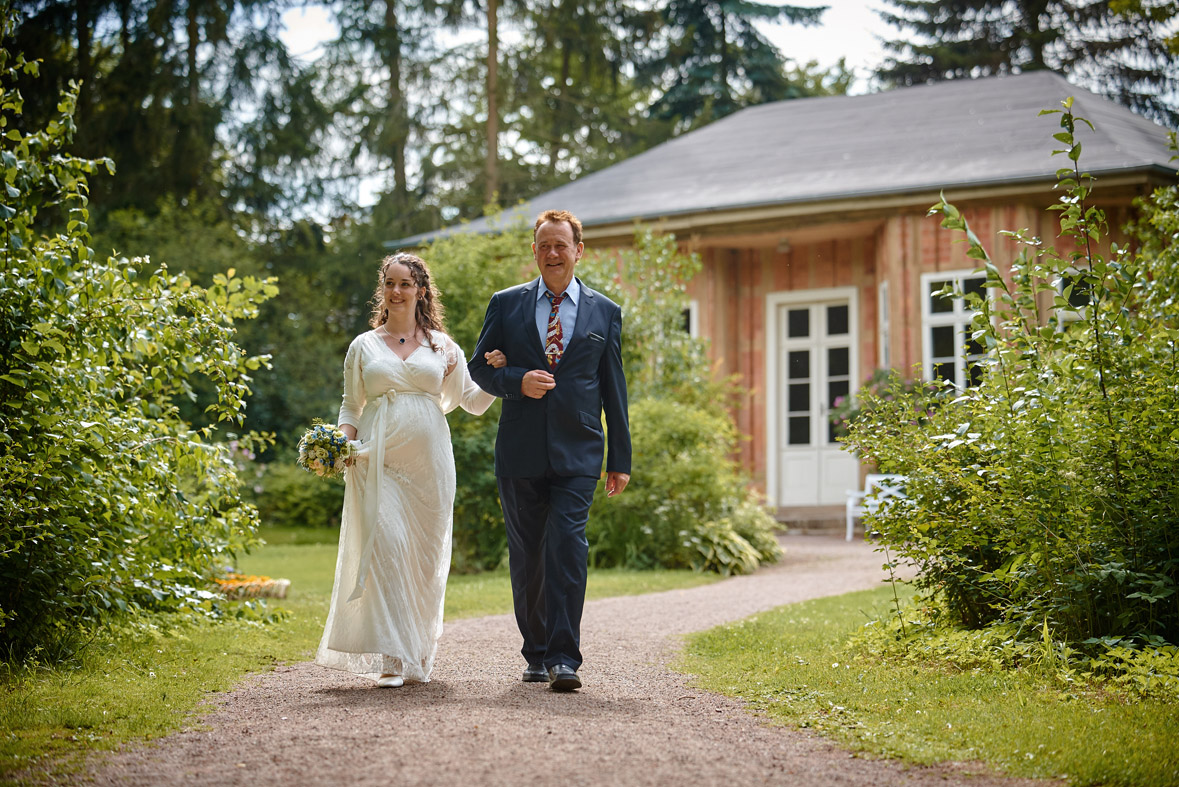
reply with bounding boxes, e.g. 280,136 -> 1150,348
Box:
845,474 -> 908,541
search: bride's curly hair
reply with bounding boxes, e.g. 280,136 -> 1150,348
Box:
370,252 -> 445,350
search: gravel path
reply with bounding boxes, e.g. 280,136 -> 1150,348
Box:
85,535 -> 1051,786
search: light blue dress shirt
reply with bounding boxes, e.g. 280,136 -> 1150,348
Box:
534,276 -> 580,358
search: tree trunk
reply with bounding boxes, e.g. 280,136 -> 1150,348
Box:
1024,0 -> 1050,69
485,0 -> 499,206
118,0 -> 130,49
719,8 -> 730,104
75,0 -> 93,124
187,0 -> 199,110
549,45 -> 570,172
384,0 -> 409,210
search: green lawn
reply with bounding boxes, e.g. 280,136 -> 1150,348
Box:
0,529 -> 717,784
244,526 -> 719,621
677,586 -> 1179,787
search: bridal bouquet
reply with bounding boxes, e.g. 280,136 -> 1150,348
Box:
296,420 -> 354,479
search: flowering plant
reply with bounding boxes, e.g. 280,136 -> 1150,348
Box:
830,368 -> 936,438
296,420 -> 354,478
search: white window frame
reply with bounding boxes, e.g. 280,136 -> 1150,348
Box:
683,299 -> 700,338
877,280 -> 890,368
920,270 -> 986,389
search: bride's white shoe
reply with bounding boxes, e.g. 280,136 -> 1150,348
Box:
376,675 -> 404,688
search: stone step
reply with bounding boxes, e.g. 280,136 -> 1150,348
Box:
773,504 -> 856,536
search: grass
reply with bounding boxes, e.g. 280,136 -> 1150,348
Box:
676,585 -> 1179,787
245,526 -> 719,620
0,528 -> 717,784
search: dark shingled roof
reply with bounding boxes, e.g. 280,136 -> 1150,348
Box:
393,71 -> 1174,247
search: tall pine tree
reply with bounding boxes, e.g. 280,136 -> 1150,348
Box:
876,0 -> 1178,128
638,0 -> 827,128
8,0 -> 329,219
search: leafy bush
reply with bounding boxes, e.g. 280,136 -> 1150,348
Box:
0,43 -> 276,662
585,390 -> 780,574
843,102 -> 1179,653
249,459 -> 345,530
828,367 -> 930,438
850,595 -> 1179,702
579,228 -> 737,409
579,231 -> 780,574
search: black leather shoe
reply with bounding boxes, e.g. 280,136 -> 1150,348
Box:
522,663 -> 548,683
547,664 -> 582,692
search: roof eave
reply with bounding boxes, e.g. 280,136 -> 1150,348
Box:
386,164 -> 1174,249
579,166 -> 1173,242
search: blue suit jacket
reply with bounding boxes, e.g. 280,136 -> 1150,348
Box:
468,277 -> 631,479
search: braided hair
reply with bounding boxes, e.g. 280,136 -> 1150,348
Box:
369,252 -> 445,351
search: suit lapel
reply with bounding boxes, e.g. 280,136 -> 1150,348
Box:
566,278 -> 595,355
519,279 -> 547,365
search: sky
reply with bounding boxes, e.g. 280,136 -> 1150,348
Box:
762,0 -> 892,94
279,1 -> 895,94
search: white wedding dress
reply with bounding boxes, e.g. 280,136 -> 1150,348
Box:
315,329 -> 494,683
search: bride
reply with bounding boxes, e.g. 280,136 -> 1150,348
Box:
315,252 -> 503,687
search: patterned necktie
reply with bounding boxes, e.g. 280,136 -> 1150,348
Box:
545,291 -> 565,370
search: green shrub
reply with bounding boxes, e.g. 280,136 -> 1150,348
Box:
579,228 -> 737,409
727,497 -> 785,563
249,459 -> 345,530
448,411 -> 508,572
587,398 -> 781,573
578,231 -> 779,574
0,45 -> 275,662
850,595 -> 1179,702
843,101 -> 1179,652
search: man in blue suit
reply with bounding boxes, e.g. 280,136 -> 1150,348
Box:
469,209 -> 631,692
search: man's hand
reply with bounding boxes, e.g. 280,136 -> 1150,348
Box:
605,471 -> 630,497
521,369 -> 556,399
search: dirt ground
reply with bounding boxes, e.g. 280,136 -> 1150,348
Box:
81,535 -> 1052,786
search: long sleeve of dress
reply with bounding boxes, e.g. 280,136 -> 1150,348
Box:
440,335 -> 496,416
338,338 -> 365,430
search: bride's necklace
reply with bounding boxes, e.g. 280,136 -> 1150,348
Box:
379,324 -> 415,345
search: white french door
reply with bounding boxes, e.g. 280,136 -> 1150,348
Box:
767,288 -> 860,506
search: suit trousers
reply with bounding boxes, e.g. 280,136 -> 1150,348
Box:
497,471 -> 598,670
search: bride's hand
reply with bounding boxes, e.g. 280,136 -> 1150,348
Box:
485,349 -> 507,368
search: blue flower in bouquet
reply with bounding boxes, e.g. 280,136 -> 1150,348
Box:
297,420 -> 355,479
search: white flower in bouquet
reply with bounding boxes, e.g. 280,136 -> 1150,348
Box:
297,420 -> 355,479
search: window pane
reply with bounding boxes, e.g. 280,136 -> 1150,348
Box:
788,350 -> 810,379
929,280 -> 953,313
965,335 -> 984,357
932,325 -> 955,358
933,361 -> 955,383
963,276 -> 985,300
827,346 -> 849,377
828,379 -> 849,407
788,416 -> 810,445
968,362 -> 984,387
788,309 -> 809,338
681,308 -> 691,333
788,383 -> 810,412
826,304 -> 848,335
